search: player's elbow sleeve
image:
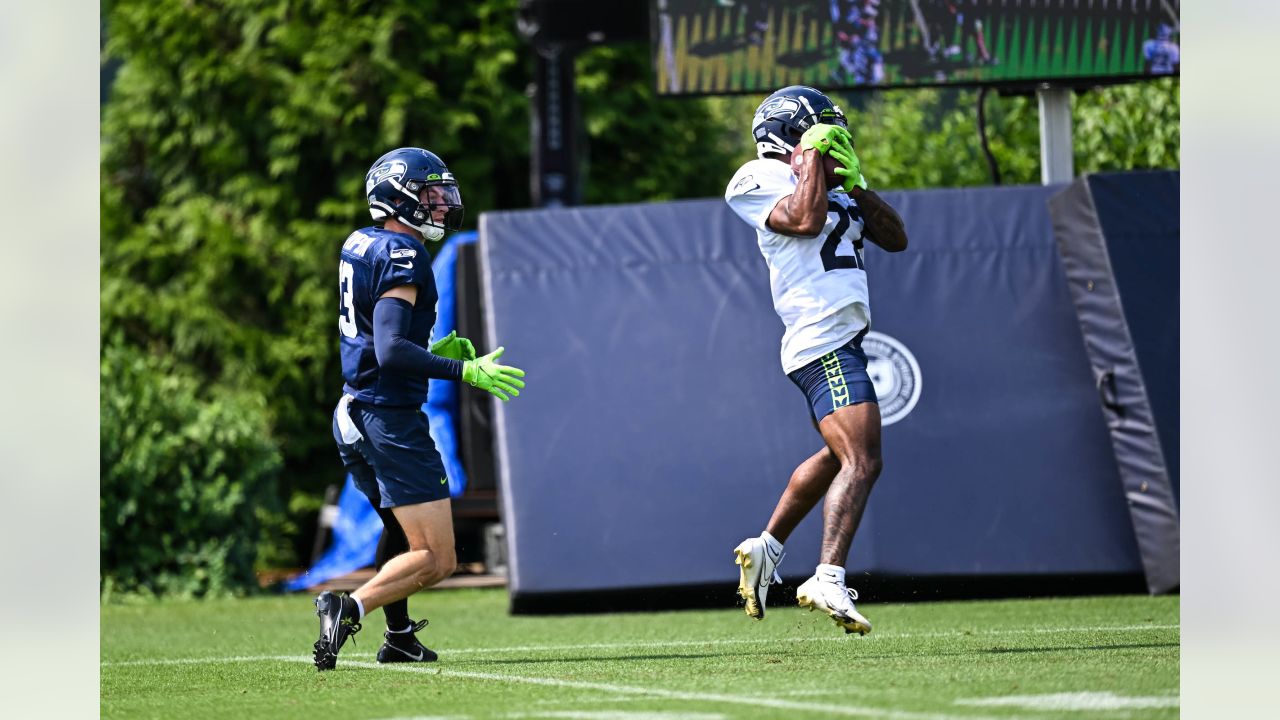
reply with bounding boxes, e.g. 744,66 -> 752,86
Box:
374,336 -> 407,372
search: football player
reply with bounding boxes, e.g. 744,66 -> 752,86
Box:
724,86 -> 906,635
1143,24 -> 1180,75
312,147 -> 527,670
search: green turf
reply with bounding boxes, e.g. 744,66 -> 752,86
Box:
102,589 -> 1178,719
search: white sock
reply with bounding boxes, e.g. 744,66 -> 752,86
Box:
352,596 -> 367,621
816,563 -> 846,585
387,623 -> 414,633
760,531 -> 784,560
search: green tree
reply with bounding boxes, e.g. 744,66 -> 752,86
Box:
853,79 -> 1178,189
684,78 -> 1179,190
101,0 -> 532,592
101,345 -> 281,597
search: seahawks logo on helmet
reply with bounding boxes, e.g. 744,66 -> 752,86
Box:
753,97 -> 801,126
366,160 -> 407,195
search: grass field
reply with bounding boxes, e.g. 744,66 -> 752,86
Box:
102,589 -> 1178,719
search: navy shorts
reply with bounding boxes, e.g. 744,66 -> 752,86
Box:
332,401 -> 449,508
787,331 -> 879,423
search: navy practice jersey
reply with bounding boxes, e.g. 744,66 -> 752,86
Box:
338,227 -> 439,406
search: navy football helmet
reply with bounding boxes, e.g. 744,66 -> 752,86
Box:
751,86 -> 848,160
365,147 -> 464,241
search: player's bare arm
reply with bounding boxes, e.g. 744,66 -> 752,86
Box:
766,148 -> 828,236
849,186 -> 907,252
381,284 -> 417,304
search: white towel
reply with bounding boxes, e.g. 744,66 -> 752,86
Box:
334,394 -> 365,445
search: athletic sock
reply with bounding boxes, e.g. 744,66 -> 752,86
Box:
816,563 -> 846,585
386,623 -> 415,634
383,599 -> 411,632
760,531 -> 784,561
351,595 -> 367,621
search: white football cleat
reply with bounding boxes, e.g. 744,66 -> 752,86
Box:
796,575 -> 872,635
733,537 -> 783,620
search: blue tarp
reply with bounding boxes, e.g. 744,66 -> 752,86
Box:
283,475 -> 382,591
426,231 -> 476,498
285,231 -> 477,592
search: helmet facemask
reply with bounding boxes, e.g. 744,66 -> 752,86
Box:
394,180 -> 464,242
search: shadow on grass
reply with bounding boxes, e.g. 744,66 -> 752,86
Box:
445,641 -> 1179,668
983,641 -> 1179,655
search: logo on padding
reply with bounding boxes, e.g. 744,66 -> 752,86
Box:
863,332 -> 922,426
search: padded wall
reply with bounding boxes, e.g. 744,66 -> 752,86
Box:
1050,171 -> 1180,593
480,183 -> 1143,603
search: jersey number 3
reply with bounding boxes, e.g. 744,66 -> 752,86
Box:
821,200 -> 865,272
339,260 -> 358,338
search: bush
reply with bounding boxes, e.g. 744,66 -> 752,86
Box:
101,346 -> 281,597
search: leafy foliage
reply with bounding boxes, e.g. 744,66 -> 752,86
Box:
101,0 -> 531,593
693,78 -> 1180,190
100,345 -> 281,598
576,45 -> 745,203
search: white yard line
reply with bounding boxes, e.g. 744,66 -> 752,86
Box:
956,692 -> 1179,711
428,623 -> 1180,656
102,622 -> 1178,667
307,656 -> 1000,720
104,653 -> 1010,720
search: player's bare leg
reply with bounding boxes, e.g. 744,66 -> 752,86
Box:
313,499 -> 456,669
737,445 -> 840,619
765,446 -> 840,542
371,506 -> 438,663
353,499 -> 457,612
796,402 -> 882,635
817,402 -> 882,565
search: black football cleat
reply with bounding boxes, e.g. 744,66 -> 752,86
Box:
377,618 -> 438,663
313,591 -> 362,671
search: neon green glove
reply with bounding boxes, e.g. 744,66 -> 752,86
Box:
429,331 -> 476,362
828,134 -> 868,192
798,123 -> 851,155
462,347 -> 526,401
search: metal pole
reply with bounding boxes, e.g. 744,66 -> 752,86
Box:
530,44 -> 579,207
1037,85 -> 1073,185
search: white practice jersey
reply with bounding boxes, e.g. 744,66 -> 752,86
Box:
725,158 -> 870,374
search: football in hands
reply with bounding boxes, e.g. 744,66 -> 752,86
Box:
791,150 -> 842,190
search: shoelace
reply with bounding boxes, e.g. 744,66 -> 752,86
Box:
340,617 -> 362,646
767,550 -> 786,585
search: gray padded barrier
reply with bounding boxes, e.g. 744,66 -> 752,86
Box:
1050,172 -> 1180,594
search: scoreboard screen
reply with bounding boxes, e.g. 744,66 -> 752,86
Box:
652,0 -> 1180,95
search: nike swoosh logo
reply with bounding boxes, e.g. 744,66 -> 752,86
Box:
440,477 -> 447,485
393,261 -> 413,269
393,645 -> 424,661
